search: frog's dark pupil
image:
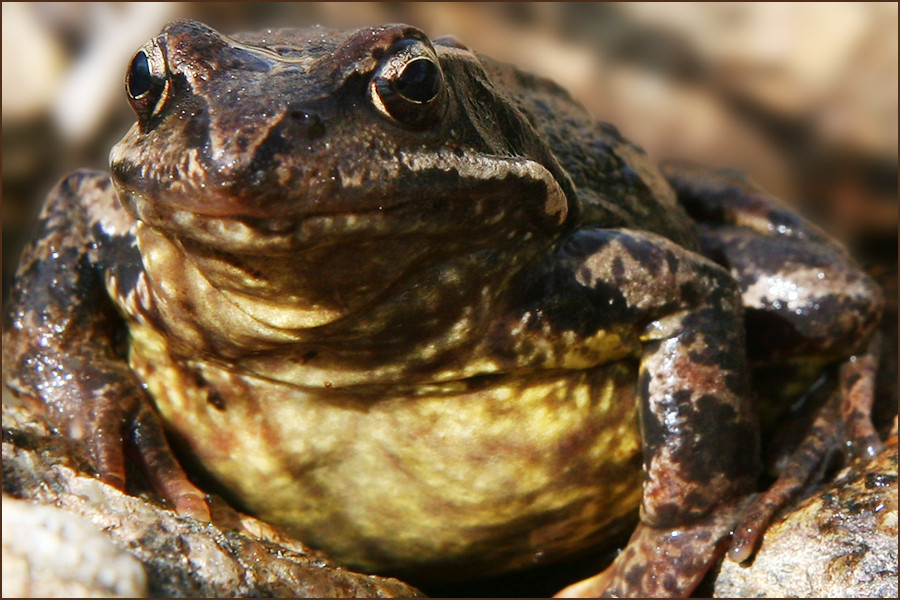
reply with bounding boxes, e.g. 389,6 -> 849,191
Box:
395,58 -> 439,103
128,51 -> 153,98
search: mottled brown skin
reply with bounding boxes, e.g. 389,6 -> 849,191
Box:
3,20 -> 884,597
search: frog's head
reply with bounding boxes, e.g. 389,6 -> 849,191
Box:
110,19 -> 578,256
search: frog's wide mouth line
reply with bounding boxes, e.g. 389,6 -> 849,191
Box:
115,149 -> 571,253
123,194 -> 447,254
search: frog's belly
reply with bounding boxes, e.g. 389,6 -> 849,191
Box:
130,337 -> 642,578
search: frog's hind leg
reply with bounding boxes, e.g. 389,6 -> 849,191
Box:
660,161 -> 885,562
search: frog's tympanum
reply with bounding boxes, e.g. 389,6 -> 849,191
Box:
4,21 -> 884,597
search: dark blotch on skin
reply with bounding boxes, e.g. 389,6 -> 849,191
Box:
765,208 -> 804,234
616,234 -> 664,278
844,372 -> 862,389
624,563 -> 647,589
650,502 -> 683,525
180,106 -> 211,150
641,383 -> 758,489
245,107 -> 326,195
672,389 -> 692,405
688,395 -> 758,482
289,110 -> 326,139
207,389 -> 226,410
13,247 -> 92,324
683,491 -> 712,514
865,471 -> 897,489
664,251 -> 680,276
91,223 -> 143,299
518,232 -> 639,337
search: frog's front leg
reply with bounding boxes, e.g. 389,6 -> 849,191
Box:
540,229 -> 759,597
2,171 -> 208,519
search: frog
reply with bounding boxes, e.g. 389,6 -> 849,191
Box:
2,19 -> 884,597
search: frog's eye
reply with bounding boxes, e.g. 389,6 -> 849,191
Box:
126,40 -> 170,123
369,38 -> 445,129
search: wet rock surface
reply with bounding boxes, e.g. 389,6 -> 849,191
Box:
713,432 -> 898,598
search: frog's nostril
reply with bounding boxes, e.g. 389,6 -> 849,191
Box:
288,110 -> 326,140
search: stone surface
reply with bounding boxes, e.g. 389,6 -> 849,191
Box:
2,495 -> 148,597
1,404 -> 422,598
713,432 -> 898,598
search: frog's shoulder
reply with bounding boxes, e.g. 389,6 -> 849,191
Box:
34,170 -> 142,302
48,170 -> 137,247
477,54 -> 697,248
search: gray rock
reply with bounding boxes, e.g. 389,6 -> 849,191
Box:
714,436 -> 898,598
2,495 -> 148,597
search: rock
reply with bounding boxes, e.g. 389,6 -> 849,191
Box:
713,434 -> 898,598
2,495 -> 148,597
1,404 -> 422,598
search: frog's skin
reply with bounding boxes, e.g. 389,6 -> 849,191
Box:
3,21 -> 884,596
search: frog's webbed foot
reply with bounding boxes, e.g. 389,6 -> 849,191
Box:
729,334 -> 882,563
555,506 -> 741,598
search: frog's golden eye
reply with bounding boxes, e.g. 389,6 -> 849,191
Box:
126,40 -> 170,123
369,38 -> 445,129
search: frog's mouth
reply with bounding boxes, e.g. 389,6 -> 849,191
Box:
112,148 -> 572,255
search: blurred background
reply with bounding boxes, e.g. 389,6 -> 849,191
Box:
1,3 -> 896,594
3,1 -> 896,290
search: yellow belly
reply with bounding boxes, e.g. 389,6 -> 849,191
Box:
129,325 -> 643,579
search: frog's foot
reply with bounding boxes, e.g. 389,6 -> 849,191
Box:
91,387 -> 210,521
730,336 -> 882,563
555,507 -> 740,598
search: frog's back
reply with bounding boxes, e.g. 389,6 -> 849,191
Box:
479,56 -> 697,249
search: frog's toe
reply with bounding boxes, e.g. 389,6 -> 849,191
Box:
554,568 -> 614,598
730,336 -> 883,563
728,401 -> 844,563
838,334 -> 883,461
128,402 -> 211,521
556,508 -> 740,598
